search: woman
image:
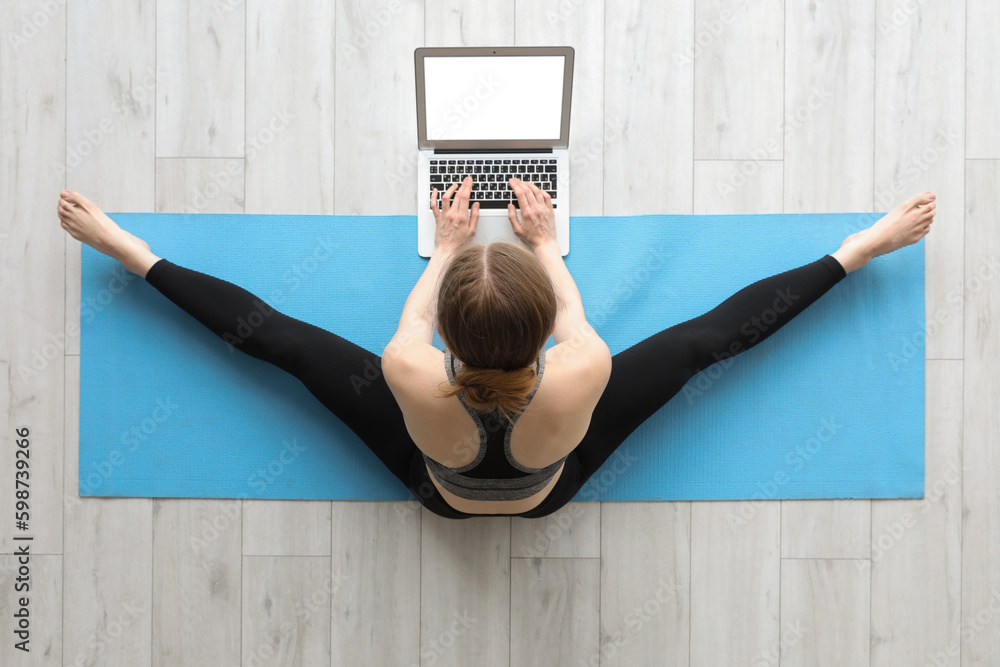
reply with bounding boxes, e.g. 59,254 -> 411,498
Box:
57,177 -> 936,519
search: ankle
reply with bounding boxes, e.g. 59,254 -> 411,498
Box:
830,245 -> 871,274
122,248 -> 161,278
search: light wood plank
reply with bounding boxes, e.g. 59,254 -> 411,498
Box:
424,0 -> 514,45
247,1 -> 335,214
155,158 -> 246,213
510,503 -> 600,558
515,0 -> 604,216
781,500 -> 871,559
780,559 -> 870,667
0,0 -> 67,557
784,0 -> 874,212
510,558 -> 600,666
966,1 -> 1000,158
242,500 -> 332,557
604,0 -> 694,215
152,499 -> 242,666
242,556 -> 333,666
330,502 -> 420,666
961,159 -> 1000,665
63,3 -> 156,664
693,0 -> 784,160
600,503 -> 690,667
335,0 -> 422,215
156,0 -> 245,157
875,0 -> 965,360
420,511 -> 510,667
690,501 -> 779,665
693,160 -> 783,214
870,360 -> 962,666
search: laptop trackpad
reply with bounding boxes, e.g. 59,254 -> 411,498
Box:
473,214 -> 526,248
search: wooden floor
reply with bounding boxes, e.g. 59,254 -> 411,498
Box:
0,0 -> 995,665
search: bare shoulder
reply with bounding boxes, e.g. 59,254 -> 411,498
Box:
539,333 -> 612,412
381,339 -> 448,409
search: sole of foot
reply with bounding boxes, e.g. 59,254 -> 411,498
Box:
56,190 -> 151,263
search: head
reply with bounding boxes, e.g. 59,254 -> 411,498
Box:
436,242 -> 558,420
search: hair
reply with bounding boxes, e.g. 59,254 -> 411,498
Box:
436,242 -> 558,421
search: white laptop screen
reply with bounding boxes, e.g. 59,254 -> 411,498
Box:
422,55 -> 565,142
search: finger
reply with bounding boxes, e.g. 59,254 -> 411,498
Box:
442,183 -> 459,213
509,178 -> 534,210
507,202 -> 521,233
430,187 -> 440,216
456,176 -> 473,213
469,201 -> 480,231
525,181 -> 546,207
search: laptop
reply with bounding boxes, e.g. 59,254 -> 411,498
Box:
414,46 -> 574,257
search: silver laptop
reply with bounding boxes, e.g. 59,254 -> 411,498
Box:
414,46 -> 574,257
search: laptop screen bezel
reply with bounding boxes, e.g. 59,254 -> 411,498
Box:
414,46 -> 574,151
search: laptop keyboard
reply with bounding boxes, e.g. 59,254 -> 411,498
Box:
429,158 -> 558,209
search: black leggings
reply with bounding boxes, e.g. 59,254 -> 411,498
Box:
144,254 -> 846,519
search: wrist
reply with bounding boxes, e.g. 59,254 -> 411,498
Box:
531,238 -> 561,259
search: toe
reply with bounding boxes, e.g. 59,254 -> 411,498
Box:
64,190 -> 92,207
905,191 -> 934,208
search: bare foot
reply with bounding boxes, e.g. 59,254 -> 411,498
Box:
56,190 -> 159,275
833,191 -> 936,272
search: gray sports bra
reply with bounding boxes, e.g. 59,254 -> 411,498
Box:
422,348 -> 568,501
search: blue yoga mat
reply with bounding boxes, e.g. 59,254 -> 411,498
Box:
79,213 -> 924,502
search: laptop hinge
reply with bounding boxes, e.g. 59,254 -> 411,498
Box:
433,148 -> 554,154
